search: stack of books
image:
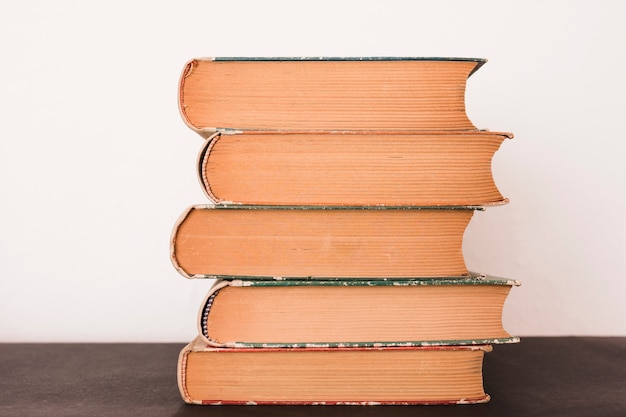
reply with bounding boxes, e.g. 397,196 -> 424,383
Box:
171,57 -> 520,405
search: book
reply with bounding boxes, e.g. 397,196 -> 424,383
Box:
170,204 -> 478,279
198,130 -> 512,206
178,336 -> 493,405
198,275 -> 520,348
179,57 -> 487,136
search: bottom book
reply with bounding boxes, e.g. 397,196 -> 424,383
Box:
178,336 -> 493,405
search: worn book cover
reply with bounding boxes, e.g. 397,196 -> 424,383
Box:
170,204 -> 481,279
179,57 -> 487,135
198,274 -> 520,348
178,337 -> 493,405
196,130 -> 512,206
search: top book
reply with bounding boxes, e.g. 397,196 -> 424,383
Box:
179,57 -> 487,136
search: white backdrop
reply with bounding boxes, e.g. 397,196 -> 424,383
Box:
1,1 -> 625,342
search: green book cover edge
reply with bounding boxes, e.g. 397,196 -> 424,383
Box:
208,56 -> 487,76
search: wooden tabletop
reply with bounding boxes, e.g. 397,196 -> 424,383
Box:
0,337 -> 624,417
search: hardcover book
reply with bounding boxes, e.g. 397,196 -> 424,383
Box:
170,204 -> 478,279
178,337 -> 493,405
197,130 -> 512,206
198,275 -> 520,348
179,57 -> 487,135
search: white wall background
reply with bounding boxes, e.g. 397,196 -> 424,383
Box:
1,0 -> 625,342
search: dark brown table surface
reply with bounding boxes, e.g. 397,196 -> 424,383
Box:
0,337 -> 624,417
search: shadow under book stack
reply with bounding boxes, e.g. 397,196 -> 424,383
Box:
170,57 -> 520,405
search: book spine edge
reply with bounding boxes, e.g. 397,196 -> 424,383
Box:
198,279 -> 232,347
177,342 -> 194,404
178,58 -> 218,138
197,132 -> 222,203
170,206 -> 195,279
